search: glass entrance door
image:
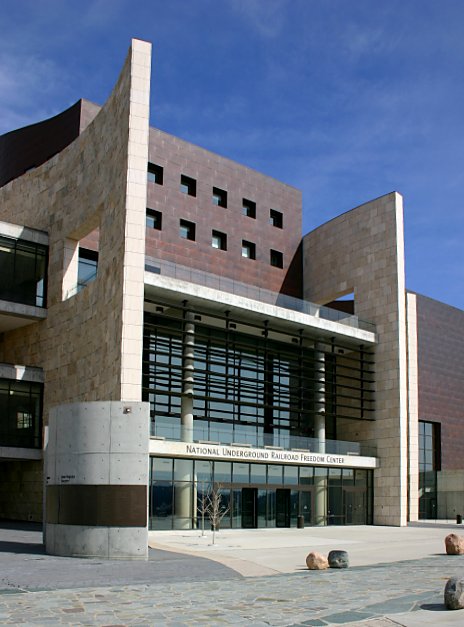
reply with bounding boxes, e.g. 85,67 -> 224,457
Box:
241,487 -> 257,528
344,488 -> 367,524
276,488 -> 290,527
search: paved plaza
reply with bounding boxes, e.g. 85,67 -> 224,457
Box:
0,522 -> 463,625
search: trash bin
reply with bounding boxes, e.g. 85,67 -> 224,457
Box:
457,514 -> 462,524
297,515 -> 305,529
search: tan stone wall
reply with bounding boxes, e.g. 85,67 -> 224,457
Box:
0,39 -> 151,422
406,292 -> 419,521
0,461 -> 43,522
303,192 -> 408,525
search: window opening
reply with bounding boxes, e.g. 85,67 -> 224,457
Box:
242,240 -> 256,259
270,209 -> 283,228
212,230 -> 227,250
212,187 -> 227,208
242,199 -> 256,218
146,208 -> 162,230
180,220 -> 196,241
180,175 -> 196,196
147,163 -> 163,185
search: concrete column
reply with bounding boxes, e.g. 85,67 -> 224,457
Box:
314,346 -> 326,525
314,472 -> 327,526
176,309 -> 195,528
45,401 -> 150,559
181,310 -> 195,443
314,345 -> 326,454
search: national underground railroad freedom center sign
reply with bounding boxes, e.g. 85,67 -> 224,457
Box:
149,439 -> 378,469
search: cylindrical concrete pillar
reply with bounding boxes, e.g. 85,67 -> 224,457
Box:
44,401 -> 150,559
181,310 -> 195,443
314,345 -> 326,454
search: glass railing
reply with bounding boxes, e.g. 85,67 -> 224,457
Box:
150,418 -> 377,458
144,256 -> 376,334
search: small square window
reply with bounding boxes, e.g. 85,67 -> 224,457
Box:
147,163 -> 163,185
212,230 -> 227,250
270,249 -> 283,268
242,198 -> 256,218
270,209 -> 283,228
242,240 -> 256,260
146,208 -> 162,230
212,187 -> 227,208
180,174 -> 196,196
180,219 -> 196,241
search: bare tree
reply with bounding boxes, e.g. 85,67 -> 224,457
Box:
197,483 -> 209,537
205,484 -> 230,545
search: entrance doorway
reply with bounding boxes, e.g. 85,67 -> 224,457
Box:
276,488 -> 290,527
344,488 -> 367,524
241,487 -> 257,528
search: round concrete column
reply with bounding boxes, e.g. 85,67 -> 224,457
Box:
181,310 -> 195,443
314,345 -> 326,454
44,401 -> 150,559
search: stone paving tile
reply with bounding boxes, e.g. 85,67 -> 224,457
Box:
0,555 -> 462,625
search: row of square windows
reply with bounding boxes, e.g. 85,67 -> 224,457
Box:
148,163 -> 283,228
146,209 -> 284,268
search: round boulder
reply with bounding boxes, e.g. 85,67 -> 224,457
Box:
445,533 -> 464,555
444,576 -> 464,610
328,549 -> 349,569
306,551 -> 329,570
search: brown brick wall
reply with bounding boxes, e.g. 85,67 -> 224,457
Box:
416,293 -> 464,469
146,128 -> 303,297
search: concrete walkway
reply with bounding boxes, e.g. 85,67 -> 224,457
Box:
0,521 -> 463,625
148,522 -> 459,576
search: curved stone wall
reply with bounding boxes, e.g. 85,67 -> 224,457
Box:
303,192 -> 409,526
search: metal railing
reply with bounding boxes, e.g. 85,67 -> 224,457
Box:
145,256 -> 376,334
150,418 -> 377,458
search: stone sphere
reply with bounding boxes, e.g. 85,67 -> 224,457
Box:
444,576 -> 464,610
445,533 -> 464,555
306,551 -> 329,570
328,549 -> 349,569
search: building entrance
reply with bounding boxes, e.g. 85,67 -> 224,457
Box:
149,457 -> 373,530
241,487 -> 257,528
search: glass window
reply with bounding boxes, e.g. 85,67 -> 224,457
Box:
233,462 -> 249,483
147,163 -> 163,185
179,219 -> 196,241
269,209 -> 283,228
214,461 -> 231,483
299,466 -> 313,485
0,379 -> 43,449
250,463 -> 266,484
0,236 -> 47,307
267,464 -> 283,485
77,248 -> 98,291
212,230 -> 227,251
180,174 -> 196,196
242,240 -> 256,259
195,460 -> 213,484
242,198 -> 256,218
152,457 -> 173,481
212,187 -> 227,208
146,208 -> 162,230
284,465 -> 298,485
270,249 -> 283,268
174,458 -> 193,481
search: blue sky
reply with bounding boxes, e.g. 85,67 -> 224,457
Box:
1,0 -> 464,308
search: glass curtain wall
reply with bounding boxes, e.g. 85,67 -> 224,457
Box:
0,236 -> 47,307
0,379 -> 43,448
419,420 -> 440,519
143,304 -> 375,447
149,456 -> 372,530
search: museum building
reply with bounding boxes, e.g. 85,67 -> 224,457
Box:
0,39 -> 462,559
